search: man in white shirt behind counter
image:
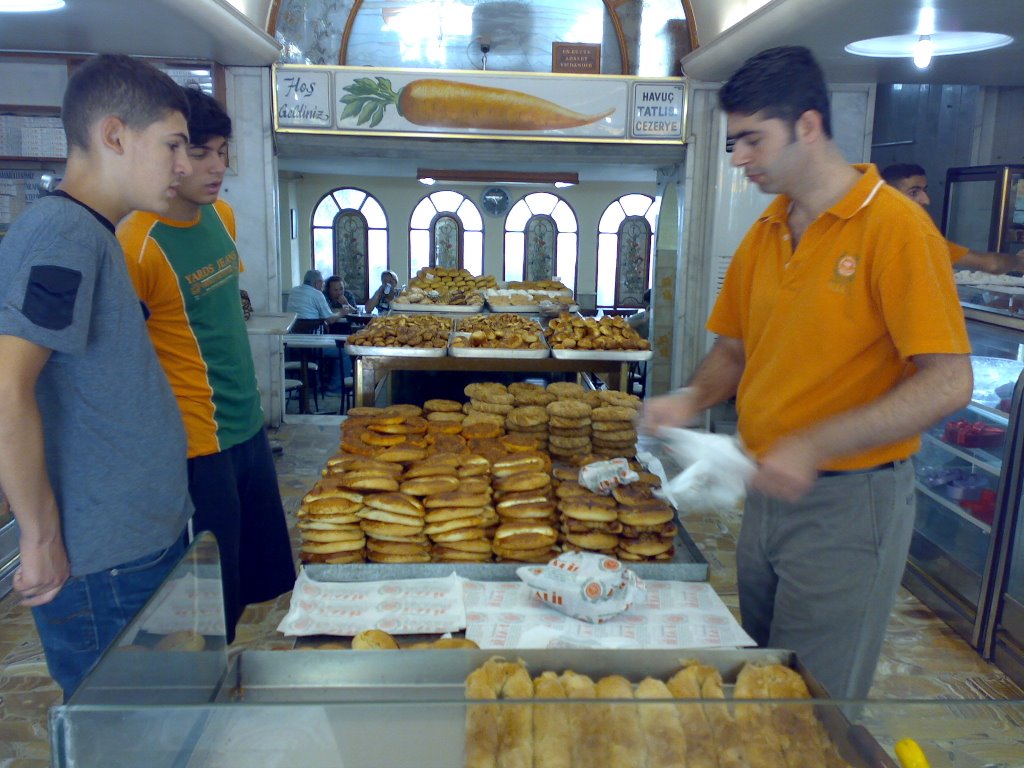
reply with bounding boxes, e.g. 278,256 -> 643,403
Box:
286,269 -> 342,325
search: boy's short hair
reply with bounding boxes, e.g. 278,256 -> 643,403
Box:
182,87 -> 232,146
62,54 -> 189,152
880,163 -> 927,185
719,45 -> 832,138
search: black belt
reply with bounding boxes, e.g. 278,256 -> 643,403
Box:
819,461 -> 897,478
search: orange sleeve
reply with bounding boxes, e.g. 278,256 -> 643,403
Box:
946,238 -> 970,264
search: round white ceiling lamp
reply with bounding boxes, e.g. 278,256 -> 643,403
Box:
0,0 -> 65,10
845,6 -> 1013,69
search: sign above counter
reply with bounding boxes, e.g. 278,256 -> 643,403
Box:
273,65 -> 686,145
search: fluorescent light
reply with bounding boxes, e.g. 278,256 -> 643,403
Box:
416,168 -> 579,187
0,0 -> 64,10
846,31 -> 1012,59
913,36 -> 933,69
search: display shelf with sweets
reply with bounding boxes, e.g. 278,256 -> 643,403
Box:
448,332 -> 550,359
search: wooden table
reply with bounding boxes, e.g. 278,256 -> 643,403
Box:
350,353 -> 629,409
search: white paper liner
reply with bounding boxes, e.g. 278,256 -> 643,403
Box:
276,569 -> 466,636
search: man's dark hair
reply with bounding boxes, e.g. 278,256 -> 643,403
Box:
62,54 -> 189,152
718,46 -> 832,138
880,163 -> 927,185
183,87 -> 232,146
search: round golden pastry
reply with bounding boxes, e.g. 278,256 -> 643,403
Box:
547,426 -> 591,438
493,521 -> 558,548
492,451 -> 550,475
337,472 -> 401,492
546,400 -> 592,419
431,548 -> 492,563
424,398 -> 465,413
514,390 -> 557,407
382,404 -> 425,419
300,487 -> 363,508
435,537 -> 492,553
635,471 -> 662,486
155,629 -> 207,652
299,527 -> 366,543
429,526 -> 488,543
461,401 -> 473,414
424,505 -> 491,523
351,629 -> 401,650
423,490 -> 492,508
346,406 -> 384,418
453,478 -> 491,497
426,411 -> 466,423
359,519 -> 426,538
590,420 -> 634,432
500,434 -> 542,452
372,416 -> 429,435
361,530 -> 428,544
505,421 -> 548,433
366,538 -> 429,555
562,517 -> 622,534
554,482 -> 593,499
328,456 -> 404,475
551,465 -> 579,482
300,537 -> 368,554
610,484 -> 657,507
508,382 -> 543,396
579,390 -> 605,408
458,453 -> 491,471
403,462 -> 458,480
376,445 -> 429,463
493,470 -> 550,493
357,508 -> 426,528
548,434 -> 592,450
359,430 -> 407,447
367,413 -> 406,427
461,420 -> 504,439
469,399 -> 514,415
300,550 -> 365,564
362,492 -> 425,516
426,421 -> 464,435
409,637 -> 481,650
492,544 -> 559,562
424,516 -> 486,536
559,498 -> 618,519
466,437 -> 509,461
591,405 -> 637,422
564,531 -> 620,550
591,438 -> 637,451
622,522 -> 676,539
427,433 -> 468,455
467,388 -> 514,406
496,499 -> 556,519
367,550 -> 432,564
506,406 -> 549,429
597,390 -> 642,408
618,505 -> 674,526
400,474 -> 461,496
618,536 -> 674,557
546,381 -> 585,399
463,411 -> 506,426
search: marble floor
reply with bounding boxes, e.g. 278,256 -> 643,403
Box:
1,416 -> 1022,766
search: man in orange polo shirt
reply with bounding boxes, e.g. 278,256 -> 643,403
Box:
642,47 -> 972,700
881,163 -> 1024,274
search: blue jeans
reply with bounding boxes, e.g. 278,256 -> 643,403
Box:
31,533 -> 187,701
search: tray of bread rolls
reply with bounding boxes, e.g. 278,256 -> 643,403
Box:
230,648 -> 895,768
299,386 -> 708,584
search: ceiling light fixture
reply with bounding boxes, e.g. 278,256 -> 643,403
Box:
913,35 -> 933,69
845,31 -> 1013,67
416,169 -> 579,187
0,0 -> 65,11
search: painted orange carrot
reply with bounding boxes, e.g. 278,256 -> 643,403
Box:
339,76 -> 614,131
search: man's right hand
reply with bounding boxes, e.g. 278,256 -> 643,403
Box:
13,537 -> 69,607
638,389 -> 700,435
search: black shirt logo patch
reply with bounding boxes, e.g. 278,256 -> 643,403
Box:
23,265 -> 82,331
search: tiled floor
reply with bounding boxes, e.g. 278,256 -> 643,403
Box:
1,417 -> 1021,766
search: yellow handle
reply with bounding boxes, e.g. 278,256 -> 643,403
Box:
895,738 -> 931,768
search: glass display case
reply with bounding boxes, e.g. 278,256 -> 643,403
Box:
50,537 -> 1024,767
0,490 -> 16,598
904,308 -> 1024,648
942,164 -> 1024,255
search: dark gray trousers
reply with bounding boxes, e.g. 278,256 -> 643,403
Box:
737,459 -> 915,699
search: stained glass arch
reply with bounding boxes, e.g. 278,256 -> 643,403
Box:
311,187 -> 388,303
410,191 -> 484,275
596,193 -> 659,309
503,192 -> 578,289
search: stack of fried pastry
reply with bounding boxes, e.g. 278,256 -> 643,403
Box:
464,382 -> 515,426
413,454 -> 499,562
464,658 -> 851,768
356,491 -> 431,563
509,381 -> 556,408
504,404 -> 549,453
490,452 -> 559,562
297,470 -> 369,564
546,395 -> 593,462
554,477 -> 621,555
591,391 -> 642,459
614,476 -> 676,562
340,405 -> 431,461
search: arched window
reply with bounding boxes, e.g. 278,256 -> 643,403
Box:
503,192 -> 578,289
596,194 -> 659,309
311,188 -> 388,303
410,190 -> 483,275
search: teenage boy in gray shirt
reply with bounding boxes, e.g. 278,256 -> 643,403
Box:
0,54 -> 194,699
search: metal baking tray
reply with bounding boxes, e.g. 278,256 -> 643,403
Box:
391,302 -> 485,314
345,342 -> 448,357
224,648 -> 895,768
447,331 -> 551,359
304,523 -> 708,583
551,347 -> 654,361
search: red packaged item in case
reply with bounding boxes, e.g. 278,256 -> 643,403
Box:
961,489 -> 997,525
942,419 -> 1005,448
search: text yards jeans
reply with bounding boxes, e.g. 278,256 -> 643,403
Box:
31,534 -> 187,700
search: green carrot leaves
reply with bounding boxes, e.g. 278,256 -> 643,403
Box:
339,77 -> 401,126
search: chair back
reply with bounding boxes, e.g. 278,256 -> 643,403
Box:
292,318 -> 328,334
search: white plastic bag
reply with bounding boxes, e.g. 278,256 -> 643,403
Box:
657,427 -> 756,513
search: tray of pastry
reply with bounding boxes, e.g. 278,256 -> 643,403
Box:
448,332 -> 551,358
229,648 -> 896,768
344,314 -> 453,357
391,302 -> 485,314
344,342 -> 449,357
550,347 -> 654,361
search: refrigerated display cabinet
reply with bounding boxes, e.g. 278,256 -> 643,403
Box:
904,307 -> 1024,649
942,164 -> 1024,255
50,535 -> 1024,768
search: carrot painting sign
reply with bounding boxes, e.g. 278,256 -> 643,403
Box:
332,69 -> 627,139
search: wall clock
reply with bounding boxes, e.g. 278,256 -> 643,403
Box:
481,186 -> 511,217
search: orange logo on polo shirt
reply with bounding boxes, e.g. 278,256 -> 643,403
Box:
830,252 -> 859,289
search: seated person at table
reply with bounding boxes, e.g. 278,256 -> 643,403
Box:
365,269 -> 401,314
627,288 -> 652,339
286,270 -> 344,394
323,274 -> 357,314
